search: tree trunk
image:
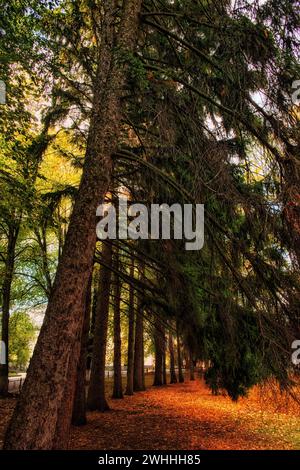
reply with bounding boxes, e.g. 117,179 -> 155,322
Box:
72,274 -> 92,425
190,352 -> 195,381
177,323 -> 184,383
4,0 -> 142,450
112,245 -> 123,399
169,332 -> 177,384
133,301 -> 145,391
163,345 -> 167,385
125,256 -> 135,395
87,242 -> 112,411
0,221 -> 20,396
153,319 -> 164,386
90,267 -> 100,338
133,265 -> 145,392
52,327 -> 83,449
185,350 -> 190,376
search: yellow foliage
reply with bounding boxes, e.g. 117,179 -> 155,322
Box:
37,131 -> 82,192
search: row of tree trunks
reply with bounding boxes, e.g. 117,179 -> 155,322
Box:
71,245 -> 189,420
153,321 -> 187,386
84,247 -> 146,406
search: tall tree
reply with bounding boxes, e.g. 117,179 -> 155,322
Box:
4,0 -> 142,449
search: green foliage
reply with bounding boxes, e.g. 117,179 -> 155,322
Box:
120,51 -> 149,91
203,306 -> 263,400
9,311 -> 36,370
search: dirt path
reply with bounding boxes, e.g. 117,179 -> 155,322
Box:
70,380 -> 300,450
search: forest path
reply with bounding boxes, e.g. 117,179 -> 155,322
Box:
70,379 -> 300,450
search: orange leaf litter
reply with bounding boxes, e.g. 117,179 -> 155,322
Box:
1,379 -> 299,450
70,379 -> 300,450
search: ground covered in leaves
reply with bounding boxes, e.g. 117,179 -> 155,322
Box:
70,379 -> 300,450
1,378 -> 299,450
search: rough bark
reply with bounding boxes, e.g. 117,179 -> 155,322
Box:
4,0 -> 142,449
169,332 -> 177,384
125,257 -> 135,395
52,326 -> 82,449
0,221 -> 20,396
72,274 -> 92,425
87,242 -> 112,411
54,272 -> 92,447
112,246 -> 123,399
90,268 -> 99,337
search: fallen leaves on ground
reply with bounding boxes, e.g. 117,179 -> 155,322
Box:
70,379 -> 300,450
0,379 -> 299,450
